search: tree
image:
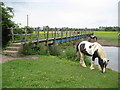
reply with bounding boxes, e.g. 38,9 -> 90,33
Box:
1,2 -> 16,48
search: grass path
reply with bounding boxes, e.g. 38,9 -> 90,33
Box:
3,55 -> 119,88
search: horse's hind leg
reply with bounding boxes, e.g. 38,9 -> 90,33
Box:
80,52 -> 87,68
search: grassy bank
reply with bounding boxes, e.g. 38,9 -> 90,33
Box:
3,55 -> 119,88
93,31 -> 118,46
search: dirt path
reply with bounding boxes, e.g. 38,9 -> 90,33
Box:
1,55 -> 40,63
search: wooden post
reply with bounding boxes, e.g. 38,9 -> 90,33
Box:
52,29 -> 53,38
36,27 -> 40,46
54,28 -> 56,44
61,29 -> 63,38
43,28 -> 46,39
46,27 -> 49,46
10,27 -> 14,42
24,28 -> 27,44
61,29 -> 63,43
74,29 -> 75,36
66,29 -> 68,41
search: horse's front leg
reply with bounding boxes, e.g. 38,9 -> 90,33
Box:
90,56 -> 95,70
80,52 -> 86,68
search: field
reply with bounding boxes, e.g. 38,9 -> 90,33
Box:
2,55 -> 119,88
93,31 -> 118,46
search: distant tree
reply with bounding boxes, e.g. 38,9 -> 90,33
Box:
105,27 -> 113,31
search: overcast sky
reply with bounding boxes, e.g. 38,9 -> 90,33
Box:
3,0 -> 119,28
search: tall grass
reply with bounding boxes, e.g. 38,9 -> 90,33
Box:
21,41 -> 91,65
22,43 -> 49,56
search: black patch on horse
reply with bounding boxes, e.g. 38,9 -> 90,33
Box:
80,44 -> 92,56
89,46 -> 92,48
92,50 -> 98,61
76,42 -> 80,52
98,57 -> 107,71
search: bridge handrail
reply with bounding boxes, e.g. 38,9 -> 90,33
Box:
10,27 -> 93,45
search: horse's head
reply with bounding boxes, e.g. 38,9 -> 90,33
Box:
99,58 -> 109,73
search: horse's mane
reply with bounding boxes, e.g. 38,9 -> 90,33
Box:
93,42 -> 107,61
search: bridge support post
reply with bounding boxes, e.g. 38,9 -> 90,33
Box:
53,28 -> 56,44
24,28 -> 27,44
36,27 -> 40,47
46,28 -> 49,47
10,27 -> 14,42
61,30 -> 63,43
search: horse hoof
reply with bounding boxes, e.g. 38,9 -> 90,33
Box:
90,67 -> 95,70
80,64 -> 87,68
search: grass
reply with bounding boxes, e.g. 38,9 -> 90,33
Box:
93,31 -> 118,43
2,55 -> 119,88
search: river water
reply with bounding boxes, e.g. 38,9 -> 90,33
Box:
90,46 -> 119,72
103,46 -> 119,72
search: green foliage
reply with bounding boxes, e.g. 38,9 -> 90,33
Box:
22,43 -> 37,55
37,44 -> 49,55
22,43 -> 49,56
64,46 -> 76,60
49,45 -> 62,56
24,26 -> 34,33
1,2 -> 17,47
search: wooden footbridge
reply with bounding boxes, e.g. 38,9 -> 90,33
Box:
3,27 -> 93,57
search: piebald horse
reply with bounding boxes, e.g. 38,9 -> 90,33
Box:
76,41 -> 109,73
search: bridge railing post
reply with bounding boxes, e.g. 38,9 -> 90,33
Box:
61,29 -> 63,42
46,27 -> 49,46
10,27 -> 14,42
69,30 -> 71,37
53,28 -> 56,44
24,28 -> 27,44
43,28 -> 46,39
36,27 -> 40,46
52,29 -> 54,38
66,29 -> 68,41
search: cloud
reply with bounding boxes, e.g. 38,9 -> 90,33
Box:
4,0 -> 119,28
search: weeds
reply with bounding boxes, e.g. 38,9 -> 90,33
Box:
22,41 -> 91,65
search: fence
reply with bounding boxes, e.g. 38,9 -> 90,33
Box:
10,27 -> 93,45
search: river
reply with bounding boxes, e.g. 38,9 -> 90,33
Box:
103,46 -> 119,72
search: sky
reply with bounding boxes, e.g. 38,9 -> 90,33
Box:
2,0 -> 119,28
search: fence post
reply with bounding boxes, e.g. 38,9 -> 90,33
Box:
66,29 -> 68,41
24,28 -> 27,44
36,27 -> 40,46
10,27 -> 14,42
61,29 -> 63,43
53,28 -> 56,44
46,27 -> 49,46
43,28 -> 46,39
52,29 -> 53,38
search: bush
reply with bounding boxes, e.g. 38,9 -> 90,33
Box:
37,44 -> 49,55
22,43 -> 36,55
22,43 -> 49,55
49,45 -> 62,56
65,46 -> 76,60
